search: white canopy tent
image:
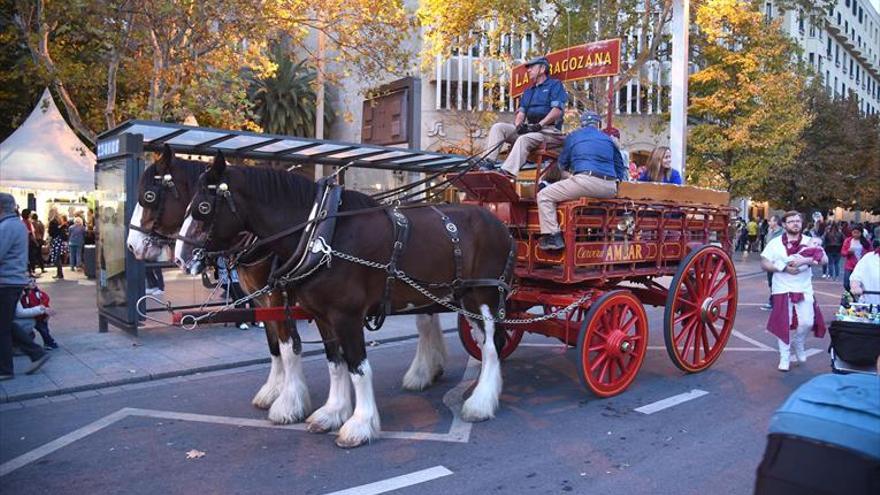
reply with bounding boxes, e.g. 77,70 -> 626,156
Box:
0,88 -> 95,191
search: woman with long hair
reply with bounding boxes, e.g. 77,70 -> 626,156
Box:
638,146 -> 682,184
47,207 -> 68,279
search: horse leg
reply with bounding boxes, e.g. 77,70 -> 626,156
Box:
252,321 -> 283,409
336,317 -> 381,448
460,301 -> 503,422
267,317 -> 312,424
306,321 -> 353,433
402,313 -> 447,391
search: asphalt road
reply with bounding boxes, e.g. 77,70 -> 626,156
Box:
0,270 -> 844,495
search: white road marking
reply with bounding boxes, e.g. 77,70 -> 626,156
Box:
0,409 -> 130,477
731,330 -> 776,351
635,389 -> 709,415
0,344 -> 478,478
803,348 -> 824,360
813,290 -> 844,299
646,346 -> 774,352
324,466 -> 453,495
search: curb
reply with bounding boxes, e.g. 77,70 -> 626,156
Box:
1,329 -> 456,405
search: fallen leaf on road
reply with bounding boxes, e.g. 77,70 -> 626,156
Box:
186,449 -> 206,459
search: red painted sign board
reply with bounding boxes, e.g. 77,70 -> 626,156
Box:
510,38 -> 622,98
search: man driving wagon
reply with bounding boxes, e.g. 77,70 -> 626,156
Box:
481,56 -> 568,178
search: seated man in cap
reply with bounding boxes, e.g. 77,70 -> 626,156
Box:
482,56 -> 568,178
537,111 -> 628,251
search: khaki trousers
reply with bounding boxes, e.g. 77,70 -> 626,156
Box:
537,174 -> 618,234
486,123 -> 565,176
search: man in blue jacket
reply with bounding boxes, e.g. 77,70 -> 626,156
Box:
0,193 -> 49,380
482,56 -> 568,178
537,111 -> 627,251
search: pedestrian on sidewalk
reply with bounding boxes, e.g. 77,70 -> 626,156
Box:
68,216 -> 86,271
1,193 -> 50,380
841,228 -> 870,294
849,246 -> 880,306
760,211 -> 827,372
822,222 -> 844,281
760,215 -> 784,310
20,277 -> 58,349
48,208 -> 68,279
29,212 -> 46,275
145,266 -> 165,296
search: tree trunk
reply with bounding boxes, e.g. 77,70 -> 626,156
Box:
15,0 -> 96,144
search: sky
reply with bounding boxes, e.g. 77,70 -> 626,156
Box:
872,0 -> 880,16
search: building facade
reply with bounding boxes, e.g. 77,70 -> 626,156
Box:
328,1 -> 880,194
768,0 -> 880,115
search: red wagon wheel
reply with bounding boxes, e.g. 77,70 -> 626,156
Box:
577,290 -> 648,397
664,245 -> 737,373
458,314 -> 524,361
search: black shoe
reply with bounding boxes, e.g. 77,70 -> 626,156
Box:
25,354 -> 50,375
538,232 -> 565,251
45,342 -> 59,350
0,374 -> 13,381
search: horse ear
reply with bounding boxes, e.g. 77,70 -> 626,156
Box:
155,144 -> 173,173
207,152 -> 226,182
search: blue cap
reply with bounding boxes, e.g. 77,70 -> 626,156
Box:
580,111 -> 602,127
524,56 -> 550,69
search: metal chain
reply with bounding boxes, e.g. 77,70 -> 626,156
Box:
327,246 -> 592,324
179,284 -> 275,330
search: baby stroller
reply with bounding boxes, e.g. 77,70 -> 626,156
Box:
829,290 -> 880,375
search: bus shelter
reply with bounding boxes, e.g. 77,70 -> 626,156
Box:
95,120 -> 471,335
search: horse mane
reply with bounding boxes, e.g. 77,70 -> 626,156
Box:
176,158 -> 209,188
236,166 -> 379,211
146,155 -> 208,188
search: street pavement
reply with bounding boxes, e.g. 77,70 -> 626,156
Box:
0,267 -> 458,404
0,253 -> 855,493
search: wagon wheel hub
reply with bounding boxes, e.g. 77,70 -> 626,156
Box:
700,297 -> 720,324
606,330 -> 634,357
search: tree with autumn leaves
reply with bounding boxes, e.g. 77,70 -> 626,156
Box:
4,0 -> 413,144
686,0 -> 810,198
687,0 -> 879,213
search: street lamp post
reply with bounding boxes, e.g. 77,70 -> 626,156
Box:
670,0 -> 689,179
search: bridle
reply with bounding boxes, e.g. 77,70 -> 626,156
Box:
129,172 -> 182,248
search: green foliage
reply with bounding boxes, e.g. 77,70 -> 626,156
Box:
247,47 -> 335,138
686,0 -> 811,198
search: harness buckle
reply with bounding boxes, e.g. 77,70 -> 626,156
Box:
310,236 -> 332,255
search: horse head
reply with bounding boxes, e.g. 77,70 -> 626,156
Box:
174,152 -> 248,275
127,145 -> 204,261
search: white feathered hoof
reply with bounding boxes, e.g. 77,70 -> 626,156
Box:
460,371 -> 502,422
267,388 -> 311,425
306,405 -> 352,434
335,415 -> 381,448
251,382 -> 281,410
460,393 -> 498,422
401,365 -> 444,391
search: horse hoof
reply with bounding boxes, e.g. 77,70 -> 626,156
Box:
306,421 -> 331,434
335,436 -> 369,449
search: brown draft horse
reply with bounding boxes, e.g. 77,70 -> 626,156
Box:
127,148 -> 446,427
175,155 -> 515,447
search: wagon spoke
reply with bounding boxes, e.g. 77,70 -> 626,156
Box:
614,357 -> 625,380
676,296 -> 699,309
692,323 -> 703,364
675,318 -> 697,346
679,320 -> 697,357
673,308 -> 698,325
620,315 -> 638,333
683,275 -> 700,300
590,353 -> 608,373
710,273 -> 732,296
714,293 -> 734,304
599,358 -> 611,383
707,320 -> 720,341
705,256 -> 723,293
588,343 -> 605,352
